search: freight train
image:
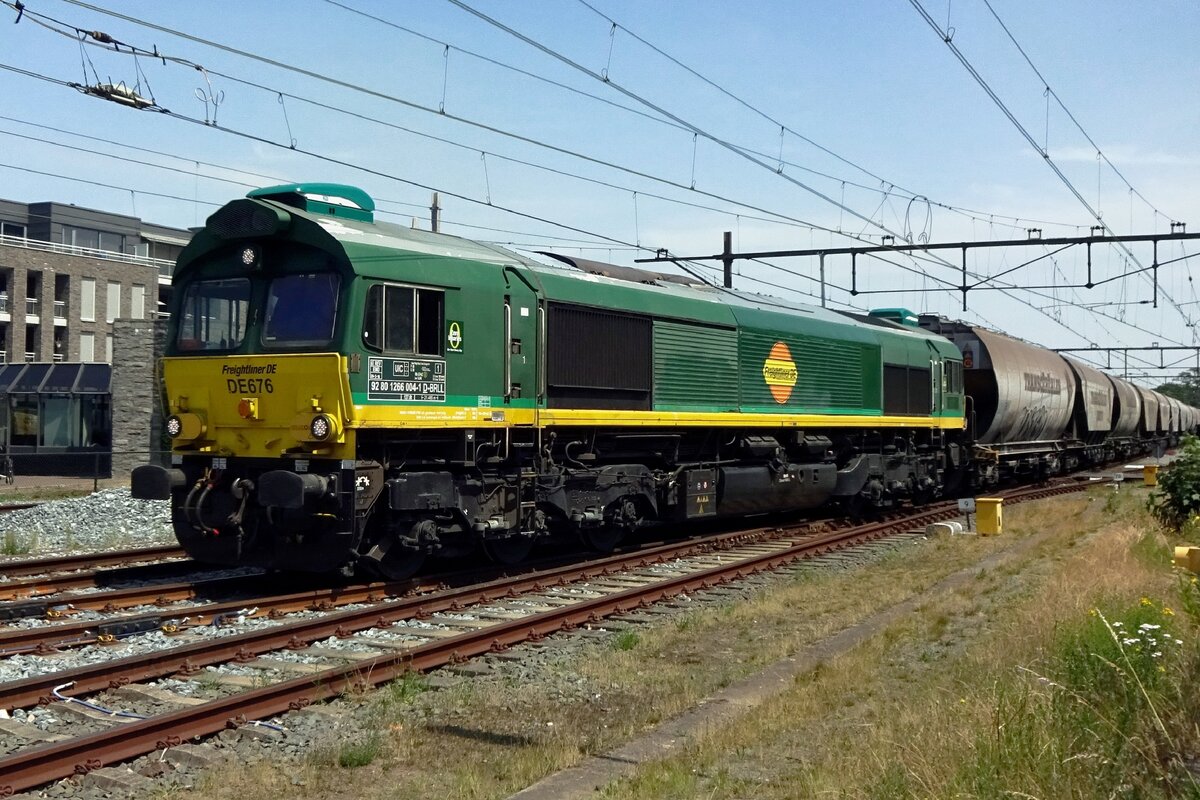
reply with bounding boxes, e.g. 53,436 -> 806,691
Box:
132,184 -> 1198,578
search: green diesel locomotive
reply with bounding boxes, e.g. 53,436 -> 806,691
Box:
133,183 -> 966,577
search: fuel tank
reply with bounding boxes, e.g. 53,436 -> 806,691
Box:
933,323 -> 1076,444
1064,357 -> 1113,444
1107,375 -> 1142,439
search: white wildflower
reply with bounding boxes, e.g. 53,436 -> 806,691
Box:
1122,638 -> 1139,646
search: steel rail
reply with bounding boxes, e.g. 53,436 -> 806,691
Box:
0,572 -> 274,615
0,560 -> 218,603
0,483 -> 1083,710
0,545 -> 186,580
0,519 -> 832,654
0,523 -> 800,712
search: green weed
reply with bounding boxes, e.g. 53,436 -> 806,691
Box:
1,530 -> 30,555
336,734 -> 382,768
611,630 -> 641,651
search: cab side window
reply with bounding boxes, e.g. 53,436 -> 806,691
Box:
362,284 -> 443,356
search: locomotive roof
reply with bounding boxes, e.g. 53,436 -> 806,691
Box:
293,201 -> 953,345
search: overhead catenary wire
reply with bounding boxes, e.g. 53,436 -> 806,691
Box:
436,0 -> 1181,350
36,0 -> 845,239
906,0 -> 1194,330
979,0 -> 1171,224
1,3 -> 1139,332
2,4 -> 1185,357
327,1 -> 1083,238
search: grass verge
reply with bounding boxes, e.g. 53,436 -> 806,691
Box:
178,487 -> 1156,800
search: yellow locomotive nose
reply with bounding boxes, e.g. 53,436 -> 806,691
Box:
162,353 -> 354,458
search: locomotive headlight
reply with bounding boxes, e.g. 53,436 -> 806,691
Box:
309,413 -> 334,441
239,244 -> 261,270
165,412 -> 205,442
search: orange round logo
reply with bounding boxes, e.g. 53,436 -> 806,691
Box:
762,341 -> 798,404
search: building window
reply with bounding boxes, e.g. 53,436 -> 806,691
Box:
147,241 -> 183,261
105,334 -> 112,363
106,281 -> 121,323
81,279 -> 95,322
41,395 -> 74,447
131,285 -> 146,320
99,231 -> 125,253
0,222 -> 25,238
61,226 -> 125,254
79,332 -> 94,362
62,226 -> 99,250
10,396 -> 37,447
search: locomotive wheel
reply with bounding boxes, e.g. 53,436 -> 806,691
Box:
482,534 -> 535,565
579,526 -> 624,554
367,548 -> 425,581
361,534 -> 426,581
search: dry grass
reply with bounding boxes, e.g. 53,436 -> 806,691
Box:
177,488 -> 1143,800
601,488 -> 1183,798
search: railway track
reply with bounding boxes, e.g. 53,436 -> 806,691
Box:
0,479 -> 1097,794
0,545 -> 187,581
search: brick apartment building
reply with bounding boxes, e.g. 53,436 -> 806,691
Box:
0,198 -> 189,471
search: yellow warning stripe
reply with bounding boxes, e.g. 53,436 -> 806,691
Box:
351,405 -> 965,430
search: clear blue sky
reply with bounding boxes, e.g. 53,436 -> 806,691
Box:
1,0 -> 1197,382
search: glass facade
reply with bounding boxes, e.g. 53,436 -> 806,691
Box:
0,362 -> 112,475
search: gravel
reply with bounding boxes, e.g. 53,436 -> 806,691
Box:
0,489 -> 172,560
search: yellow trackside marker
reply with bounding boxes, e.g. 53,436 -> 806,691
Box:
1143,465 -> 1159,486
762,341 -> 798,404
976,497 -> 1004,535
1174,546 -> 1200,574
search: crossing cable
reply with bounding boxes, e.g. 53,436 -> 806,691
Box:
444,0 -> 902,242
0,58 -> 1176,351
2,4 -> 1040,312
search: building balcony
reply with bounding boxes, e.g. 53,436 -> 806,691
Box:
0,232 -> 176,274
25,297 -> 39,316
23,352 -> 35,363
